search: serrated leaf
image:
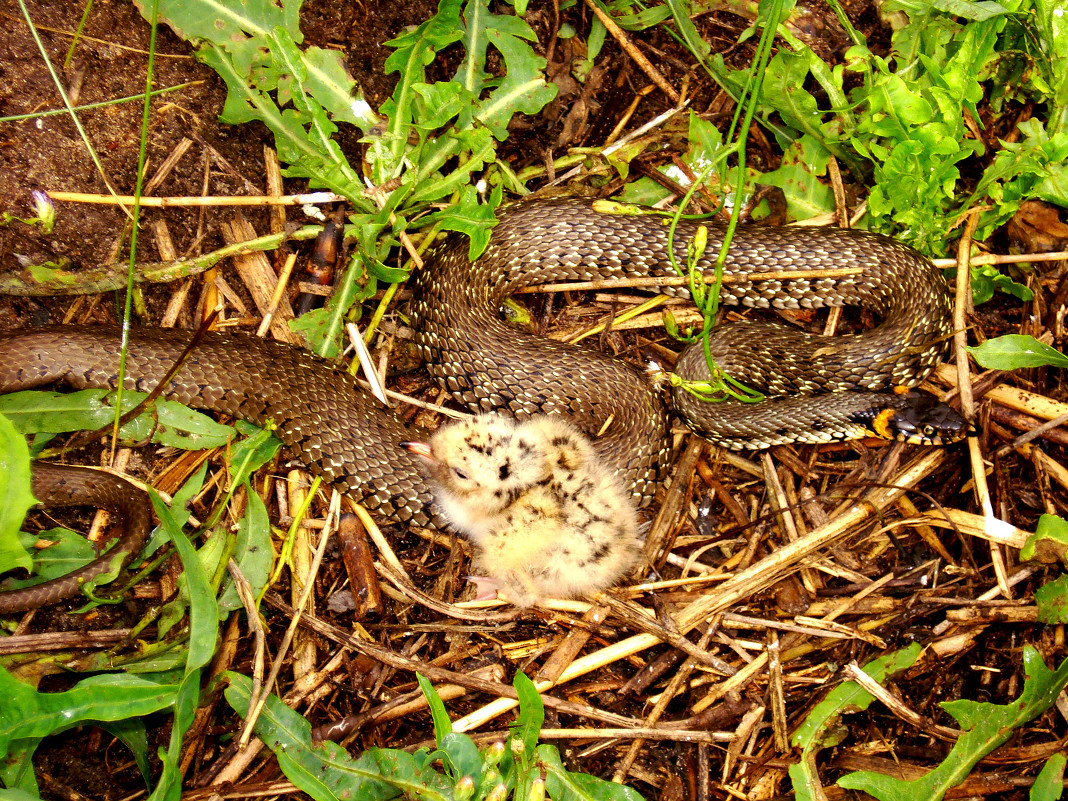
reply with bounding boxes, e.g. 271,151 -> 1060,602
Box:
838,647 -> 1068,801
407,127 -> 497,205
197,39 -> 365,202
791,644 -> 923,750
760,47 -> 845,156
461,0 -> 558,139
419,184 -> 501,258
135,0 -> 302,47
756,162 -> 835,219
412,82 -> 470,130
381,0 -> 464,174
301,46 -> 379,129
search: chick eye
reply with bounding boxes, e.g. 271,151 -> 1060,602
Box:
452,467 -> 468,481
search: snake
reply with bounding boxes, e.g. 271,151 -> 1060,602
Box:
0,463 -> 153,613
0,198 -> 964,611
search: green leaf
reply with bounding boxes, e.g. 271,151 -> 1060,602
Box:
511,672 -> 544,763
225,672 -> 453,801
438,732 -> 483,786
1033,0 -> 1068,136
595,0 -> 671,31
1035,575 -> 1068,624
0,413 -> 36,574
617,112 -> 729,206
788,645 -> 923,799
197,39 -> 365,202
0,389 -> 237,450
1030,752 -> 1066,801
0,787 -> 42,801
838,647 -> 1068,801
98,718 -> 153,788
1021,513 -> 1068,565
971,120 -> 1068,238
290,250 -> 377,358
1,527 -> 98,591
138,0 -> 374,204
134,0 -> 302,47
967,335 -> 1068,370
412,82 -> 470,130
268,27 -> 367,192
537,744 -> 646,801
757,42 -> 857,167
218,482 -> 273,612
0,668 -> 179,762
157,519 -> 229,638
148,490 -> 219,801
792,644 -> 923,751
463,0 -> 557,140
968,264 -> 1034,305
418,674 -> 454,741
380,0 -> 464,175
300,46 -> 379,129
929,0 -> 1012,21
420,184 -> 502,258
664,0 -> 710,61
756,162 -> 835,219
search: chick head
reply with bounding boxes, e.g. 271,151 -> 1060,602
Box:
402,414 -> 555,536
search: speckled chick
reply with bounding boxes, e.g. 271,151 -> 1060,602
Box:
402,414 -> 641,607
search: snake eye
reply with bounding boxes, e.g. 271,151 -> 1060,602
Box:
923,425 -> 935,437
452,467 -> 469,481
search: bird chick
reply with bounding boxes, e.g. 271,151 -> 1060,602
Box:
402,414 -> 640,607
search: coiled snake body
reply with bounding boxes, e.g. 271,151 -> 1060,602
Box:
0,199 -> 954,610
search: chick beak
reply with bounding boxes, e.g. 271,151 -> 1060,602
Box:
400,441 -> 437,462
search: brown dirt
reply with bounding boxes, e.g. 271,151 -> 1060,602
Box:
2,1 -> 1066,800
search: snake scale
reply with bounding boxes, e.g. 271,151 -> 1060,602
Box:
0,464 -> 153,612
0,199 -> 955,610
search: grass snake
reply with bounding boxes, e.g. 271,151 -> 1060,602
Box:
0,199 -> 959,610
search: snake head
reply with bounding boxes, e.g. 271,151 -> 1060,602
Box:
863,390 -> 972,445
